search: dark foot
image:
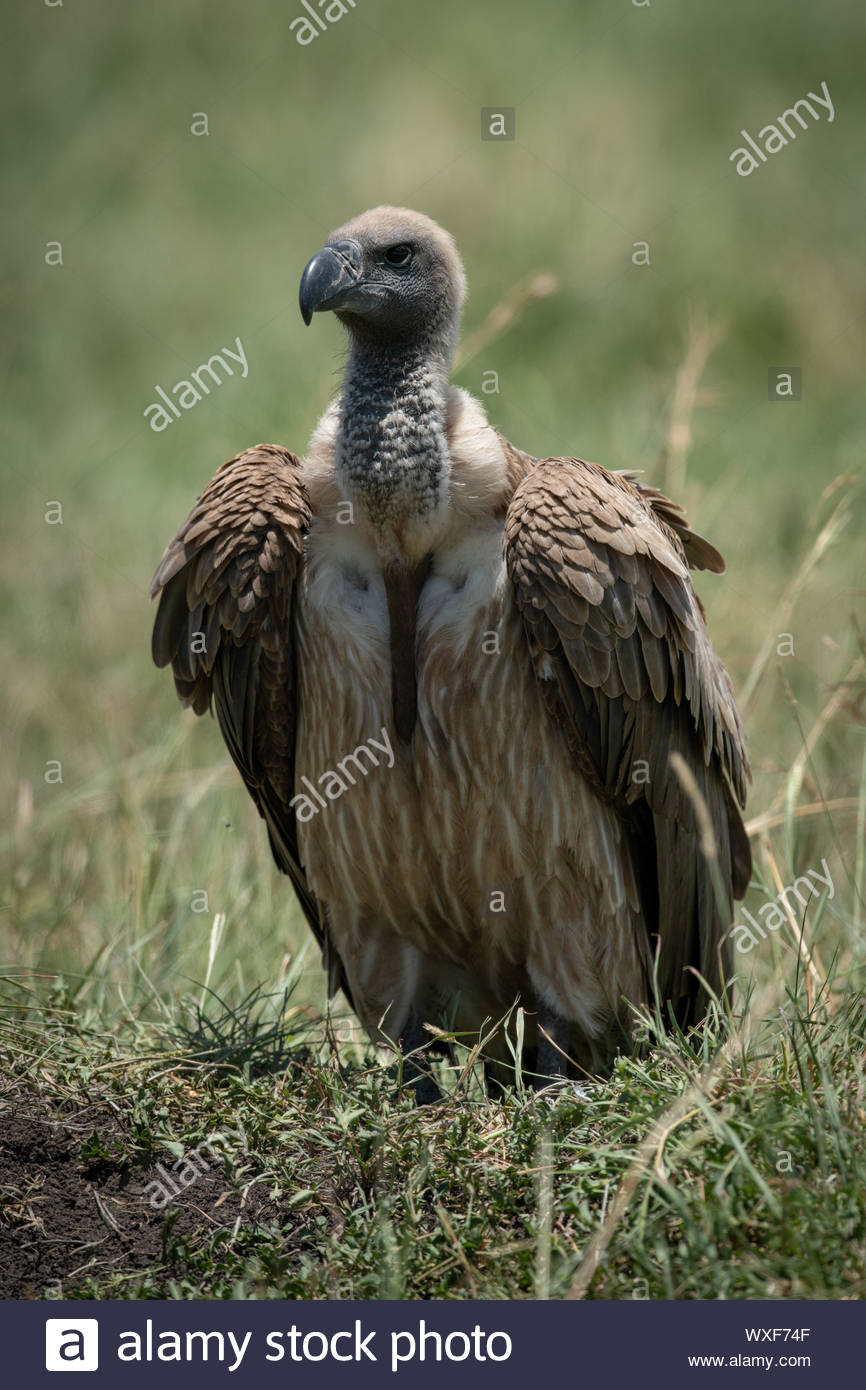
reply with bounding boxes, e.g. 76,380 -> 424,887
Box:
533,999 -> 570,1087
400,1006 -> 441,1105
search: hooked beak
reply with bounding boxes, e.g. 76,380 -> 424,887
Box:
298,239 -> 367,325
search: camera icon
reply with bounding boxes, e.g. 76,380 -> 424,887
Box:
45,1319 -> 99,1372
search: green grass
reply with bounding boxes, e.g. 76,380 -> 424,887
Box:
1,0 -> 865,1300
3,974 -> 864,1299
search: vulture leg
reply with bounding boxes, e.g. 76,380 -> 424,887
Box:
533,999 -> 570,1086
399,1007 -> 441,1106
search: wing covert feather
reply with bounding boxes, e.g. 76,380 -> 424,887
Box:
150,444 -> 347,997
504,450 -> 751,1024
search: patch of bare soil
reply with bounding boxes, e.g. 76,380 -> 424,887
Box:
0,1097 -> 277,1298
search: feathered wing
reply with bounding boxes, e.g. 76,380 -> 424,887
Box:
504,447 -> 751,1027
150,444 -> 348,999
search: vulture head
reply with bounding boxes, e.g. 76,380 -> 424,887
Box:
298,205 -> 467,363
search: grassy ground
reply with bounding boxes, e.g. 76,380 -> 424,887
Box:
2,0 -> 865,1299
3,977 -> 865,1299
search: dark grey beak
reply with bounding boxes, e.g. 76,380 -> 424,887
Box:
298,239 -> 364,325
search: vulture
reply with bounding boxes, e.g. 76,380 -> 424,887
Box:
151,206 -> 751,1095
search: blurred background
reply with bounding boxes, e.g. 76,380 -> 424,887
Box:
2,0 -> 863,1023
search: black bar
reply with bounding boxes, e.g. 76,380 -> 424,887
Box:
7,1298 -> 860,1387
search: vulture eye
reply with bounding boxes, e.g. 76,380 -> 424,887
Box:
384,243 -> 413,267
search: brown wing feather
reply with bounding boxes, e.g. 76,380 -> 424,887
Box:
150,443 -> 350,1002
504,447 -> 751,1026
618,473 -> 727,575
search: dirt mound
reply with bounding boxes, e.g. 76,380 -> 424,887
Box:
0,1097 -> 275,1298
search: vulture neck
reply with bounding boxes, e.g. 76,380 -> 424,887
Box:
335,336 -> 452,566
335,331 -> 453,744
